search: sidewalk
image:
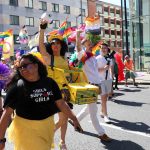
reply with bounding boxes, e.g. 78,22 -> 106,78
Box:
118,71 -> 150,85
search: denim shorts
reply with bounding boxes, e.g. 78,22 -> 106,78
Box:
100,79 -> 113,96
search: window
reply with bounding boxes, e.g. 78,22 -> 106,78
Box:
25,17 -> 34,26
25,0 -> 33,8
39,1 -> 47,11
96,4 -> 102,13
53,20 -> 60,28
10,15 -> 19,25
67,21 -> 71,27
64,5 -> 70,14
9,0 -> 18,6
52,3 -> 59,12
14,34 -> 19,44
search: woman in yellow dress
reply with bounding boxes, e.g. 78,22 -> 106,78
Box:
39,19 -> 76,150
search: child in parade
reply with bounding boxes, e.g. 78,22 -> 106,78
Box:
124,55 -> 138,87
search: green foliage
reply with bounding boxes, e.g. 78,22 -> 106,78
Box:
86,33 -> 101,45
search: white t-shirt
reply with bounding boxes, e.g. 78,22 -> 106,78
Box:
96,55 -> 113,80
77,50 -> 102,84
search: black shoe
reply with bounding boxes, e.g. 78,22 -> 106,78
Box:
68,120 -> 83,133
115,87 -> 119,90
134,83 -> 138,87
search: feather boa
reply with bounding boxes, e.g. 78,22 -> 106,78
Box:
81,52 -> 94,64
0,63 -> 11,90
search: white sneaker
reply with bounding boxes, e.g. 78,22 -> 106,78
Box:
104,116 -> 111,124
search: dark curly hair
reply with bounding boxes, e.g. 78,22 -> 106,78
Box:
45,39 -> 68,57
19,54 -> 48,77
6,53 -> 47,90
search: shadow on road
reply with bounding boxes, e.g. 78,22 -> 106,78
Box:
80,130 -> 99,138
112,99 -> 146,107
112,92 -> 125,98
101,139 -> 145,150
129,86 -> 150,89
109,118 -> 150,134
119,89 -> 141,92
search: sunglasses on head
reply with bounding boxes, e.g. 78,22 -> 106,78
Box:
18,62 -> 33,71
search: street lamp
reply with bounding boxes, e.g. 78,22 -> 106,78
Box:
76,14 -> 82,28
80,0 -> 83,24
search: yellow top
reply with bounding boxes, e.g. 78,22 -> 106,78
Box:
47,56 -> 69,89
54,56 -> 69,69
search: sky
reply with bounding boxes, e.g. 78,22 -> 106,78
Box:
100,0 -> 121,6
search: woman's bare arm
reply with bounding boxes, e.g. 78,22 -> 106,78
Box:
76,30 -> 82,52
0,107 -> 13,148
39,20 -> 51,65
56,99 -> 82,131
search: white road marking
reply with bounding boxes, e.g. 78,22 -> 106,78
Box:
89,121 -> 150,138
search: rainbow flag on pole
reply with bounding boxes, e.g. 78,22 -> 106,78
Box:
58,21 -> 67,36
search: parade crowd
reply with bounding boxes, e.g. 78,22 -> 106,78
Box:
0,14 -> 138,150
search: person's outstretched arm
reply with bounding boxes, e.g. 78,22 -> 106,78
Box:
39,19 -> 51,65
56,99 -> 83,132
0,107 -> 13,150
76,30 -> 82,52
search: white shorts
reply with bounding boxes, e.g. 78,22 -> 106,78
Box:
100,79 -> 112,96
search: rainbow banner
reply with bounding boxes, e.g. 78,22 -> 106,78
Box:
0,29 -> 14,59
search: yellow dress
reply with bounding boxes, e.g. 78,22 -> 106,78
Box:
47,56 -> 69,89
8,115 -> 55,150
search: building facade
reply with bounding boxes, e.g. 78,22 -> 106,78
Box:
0,0 -> 87,49
96,1 -> 122,50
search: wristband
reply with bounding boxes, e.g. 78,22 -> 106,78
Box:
40,23 -> 47,29
0,138 -> 6,144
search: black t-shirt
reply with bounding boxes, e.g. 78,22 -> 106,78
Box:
4,77 -> 62,120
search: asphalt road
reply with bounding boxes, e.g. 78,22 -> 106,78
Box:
5,85 -> 150,150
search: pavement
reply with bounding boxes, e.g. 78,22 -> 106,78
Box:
118,71 -> 150,85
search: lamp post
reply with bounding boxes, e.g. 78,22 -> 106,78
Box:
76,14 -> 81,28
124,0 -> 129,56
80,0 -> 83,24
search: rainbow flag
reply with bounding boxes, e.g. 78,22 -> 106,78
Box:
0,29 -> 13,38
63,27 -> 72,38
47,29 -> 58,36
92,41 -> 102,56
58,21 -> 67,36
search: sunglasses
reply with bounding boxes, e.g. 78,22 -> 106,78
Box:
51,41 -> 61,45
18,63 -> 34,71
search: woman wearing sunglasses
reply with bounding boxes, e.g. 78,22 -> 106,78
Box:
0,54 -> 82,150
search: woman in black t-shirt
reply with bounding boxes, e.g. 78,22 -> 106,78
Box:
0,54 -> 82,150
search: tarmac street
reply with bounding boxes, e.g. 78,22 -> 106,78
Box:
5,83 -> 150,150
